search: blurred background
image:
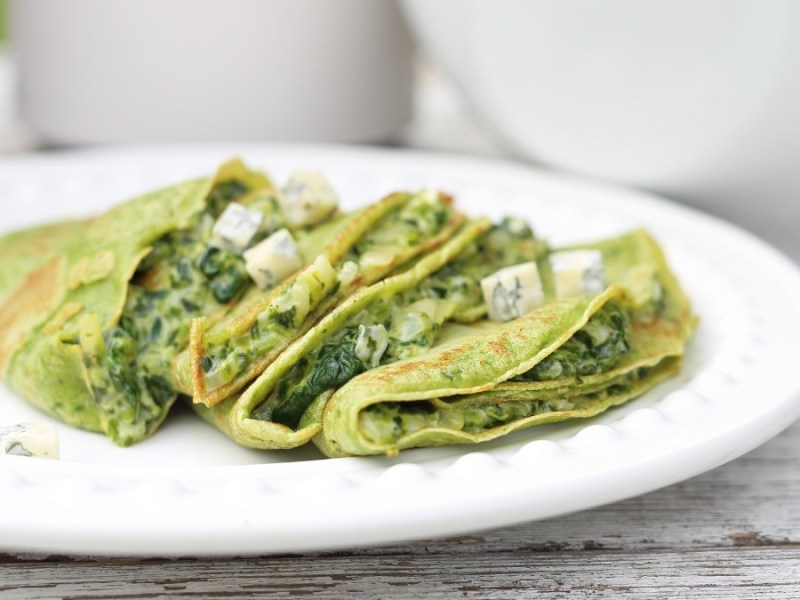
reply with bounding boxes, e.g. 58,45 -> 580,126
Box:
0,0 -> 797,260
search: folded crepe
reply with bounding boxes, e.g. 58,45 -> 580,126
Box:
177,189 -> 465,407
315,229 -> 695,457
0,160 -> 284,444
193,217 -> 547,449
0,160 -> 463,447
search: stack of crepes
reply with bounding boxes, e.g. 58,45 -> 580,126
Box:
0,160 -> 695,457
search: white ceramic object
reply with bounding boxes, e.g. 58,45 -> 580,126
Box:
1,144 -> 799,556
12,0 -> 413,144
401,0 -> 800,218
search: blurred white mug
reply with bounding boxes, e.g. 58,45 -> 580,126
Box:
402,0 -> 800,222
13,0 -> 413,144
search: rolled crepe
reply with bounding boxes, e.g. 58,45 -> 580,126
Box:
315,230 -> 695,457
0,159 -> 292,444
193,218 -> 547,449
176,190 -> 465,406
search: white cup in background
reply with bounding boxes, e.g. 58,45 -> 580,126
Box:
402,0 -> 800,229
13,0 -> 413,144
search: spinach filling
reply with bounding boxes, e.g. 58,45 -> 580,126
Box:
512,303 -> 631,382
358,398 -> 573,444
198,192 -> 457,391
86,179 -> 284,444
357,366 -> 652,445
270,337 -> 366,428
265,219 -> 542,429
198,255 -> 338,390
266,294 -> 436,430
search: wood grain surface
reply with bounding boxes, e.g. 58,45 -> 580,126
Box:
1,419 -> 798,599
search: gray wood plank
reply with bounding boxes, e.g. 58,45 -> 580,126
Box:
1,547 -> 799,599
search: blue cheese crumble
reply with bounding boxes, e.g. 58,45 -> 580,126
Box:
210,202 -> 264,254
550,249 -> 605,298
480,261 -> 545,322
243,228 -> 304,290
0,422 -> 59,459
281,170 -> 339,227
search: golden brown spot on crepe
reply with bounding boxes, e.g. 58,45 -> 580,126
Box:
523,309 -> 559,326
445,346 -> 467,359
513,331 -> 529,343
370,344 -> 470,382
0,256 -> 67,374
488,338 -> 508,356
382,361 -> 418,378
42,302 -> 84,335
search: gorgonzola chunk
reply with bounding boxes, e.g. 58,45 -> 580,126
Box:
282,170 -> 339,227
243,228 -> 303,290
0,422 -> 59,459
210,202 -> 264,254
549,249 -> 605,298
480,261 -> 544,322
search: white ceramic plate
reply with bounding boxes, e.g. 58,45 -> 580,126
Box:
1,144 -> 799,557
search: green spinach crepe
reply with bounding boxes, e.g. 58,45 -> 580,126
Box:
315,229 -> 695,457
0,159 -> 289,444
178,190 -> 464,407
193,218 -> 546,449
0,161 -> 462,446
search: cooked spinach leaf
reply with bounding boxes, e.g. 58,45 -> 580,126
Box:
272,340 -> 365,428
272,306 -> 297,329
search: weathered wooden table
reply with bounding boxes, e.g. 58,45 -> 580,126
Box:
1,420 -> 798,598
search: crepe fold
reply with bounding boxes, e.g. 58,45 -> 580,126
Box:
0,159 -> 291,444
178,190 -> 466,407
192,218 -> 547,449
315,230 -> 695,457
